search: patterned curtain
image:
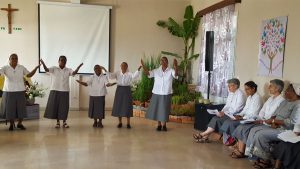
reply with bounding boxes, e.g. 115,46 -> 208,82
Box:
197,5 -> 237,98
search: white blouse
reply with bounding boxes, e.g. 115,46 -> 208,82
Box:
222,88 -> 246,115
86,74 -> 109,96
149,66 -> 178,95
48,66 -> 74,91
0,65 -> 29,92
238,92 -> 263,119
258,95 -> 285,120
108,70 -> 140,86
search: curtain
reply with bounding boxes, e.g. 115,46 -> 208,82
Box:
197,5 -> 237,98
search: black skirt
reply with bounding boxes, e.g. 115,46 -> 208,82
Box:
273,141 -> 300,169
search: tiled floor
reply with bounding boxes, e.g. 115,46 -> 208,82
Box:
0,111 -> 254,169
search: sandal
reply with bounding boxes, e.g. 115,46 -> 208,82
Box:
253,159 -> 272,169
230,149 -> 245,159
63,122 -> 69,128
55,123 -> 60,128
195,136 -> 209,143
193,133 -> 203,140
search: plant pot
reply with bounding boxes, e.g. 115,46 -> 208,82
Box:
26,98 -> 35,105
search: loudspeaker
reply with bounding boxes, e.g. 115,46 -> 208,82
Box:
205,31 -> 214,71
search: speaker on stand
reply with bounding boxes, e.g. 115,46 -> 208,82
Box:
205,31 -> 214,100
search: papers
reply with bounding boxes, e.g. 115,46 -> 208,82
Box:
278,130 -> 300,143
206,109 -> 236,120
240,119 -> 256,124
207,109 -> 219,115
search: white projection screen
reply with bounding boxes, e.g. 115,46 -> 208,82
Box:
38,1 -> 111,74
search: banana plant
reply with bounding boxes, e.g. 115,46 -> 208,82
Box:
157,5 -> 200,84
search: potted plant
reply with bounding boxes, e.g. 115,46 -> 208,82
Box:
157,5 -> 200,84
25,81 -> 46,105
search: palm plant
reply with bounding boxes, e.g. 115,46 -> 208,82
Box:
157,5 -> 200,84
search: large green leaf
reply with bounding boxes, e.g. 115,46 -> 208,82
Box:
184,5 -> 193,20
167,18 -> 185,37
188,54 -> 199,60
183,19 -> 193,39
156,20 -> 167,28
161,51 -> 181,58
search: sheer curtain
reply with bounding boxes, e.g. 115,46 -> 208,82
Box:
197,5 -> 237,99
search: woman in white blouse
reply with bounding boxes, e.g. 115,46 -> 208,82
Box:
76,65 -> 113,128
141,57 -> 178,131
108,62 -> 141,129
220,81 -> 263,146
40,56 -> 83,128
0,54 -> 40,131
193,78 -> 246,142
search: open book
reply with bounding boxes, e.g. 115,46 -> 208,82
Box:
207,109 -> 236,120
277,130 -> 300,143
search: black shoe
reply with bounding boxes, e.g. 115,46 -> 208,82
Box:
9,124 -> 14,131
93,122 -> 97,127
162,125 -> 167,131
98,122 -> 103,128
17,124 -> 26,130
127,124 -> 131,129
117,123 -> 122,128
156,125 -> 162,131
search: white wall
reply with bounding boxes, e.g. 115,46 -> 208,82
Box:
0,0 -> 189,109
191,0 -> 300,100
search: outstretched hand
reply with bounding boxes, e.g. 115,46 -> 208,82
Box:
173,59 -> 178,68
138,65 -> 142,71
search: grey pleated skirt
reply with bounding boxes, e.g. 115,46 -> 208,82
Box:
220,119 -> 241,135
207,115 -> 230,133
0,91 -> 27,120
89,96 -> 105,119
44,90 -> 69,120
112,86 -> 133,117
232,123 -> 258,143
146,94 -> 171,122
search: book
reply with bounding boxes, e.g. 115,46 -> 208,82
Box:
277,130 -> 300,143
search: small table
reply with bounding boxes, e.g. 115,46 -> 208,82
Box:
25,104 -> 40,120
194,103 -> 225,131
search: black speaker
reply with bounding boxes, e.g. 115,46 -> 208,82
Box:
205,31 -> 214,71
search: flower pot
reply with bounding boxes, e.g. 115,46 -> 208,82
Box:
27,98 -> 35,105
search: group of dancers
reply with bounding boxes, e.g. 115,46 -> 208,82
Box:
0,53 -> 178,132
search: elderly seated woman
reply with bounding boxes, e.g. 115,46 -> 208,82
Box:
193,78 -> 246,143
273,123 -> 300,169
229,79 -> 285,159
220,81 -> 263,146
243,83 -> 300,168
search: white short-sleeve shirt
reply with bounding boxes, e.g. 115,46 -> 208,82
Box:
149,66 -> 178,95
238,92 -> 263,119
0,64 -> 29,92
48,66 -> 74,91
87,74 -> 109,96
108,70 -> 140,86
221,88 -> 246,115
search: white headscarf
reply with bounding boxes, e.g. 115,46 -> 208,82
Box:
292,83 -> 300,96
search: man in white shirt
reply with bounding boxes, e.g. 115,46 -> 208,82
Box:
141,57 -> 178,131
193,78 -> 246,143
0,53 -> 40,131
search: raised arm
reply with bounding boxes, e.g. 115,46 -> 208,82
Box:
141,59 -> 149,76
76,80 -> 88,86
40,59 -> 49,72
72,63 -> 84,76
26,64 -> 41,78
173,59 -> 178,77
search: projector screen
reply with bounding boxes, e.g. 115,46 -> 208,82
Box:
38,1 -> 111,74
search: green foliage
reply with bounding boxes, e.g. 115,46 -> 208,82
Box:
157,5 -> 200,84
